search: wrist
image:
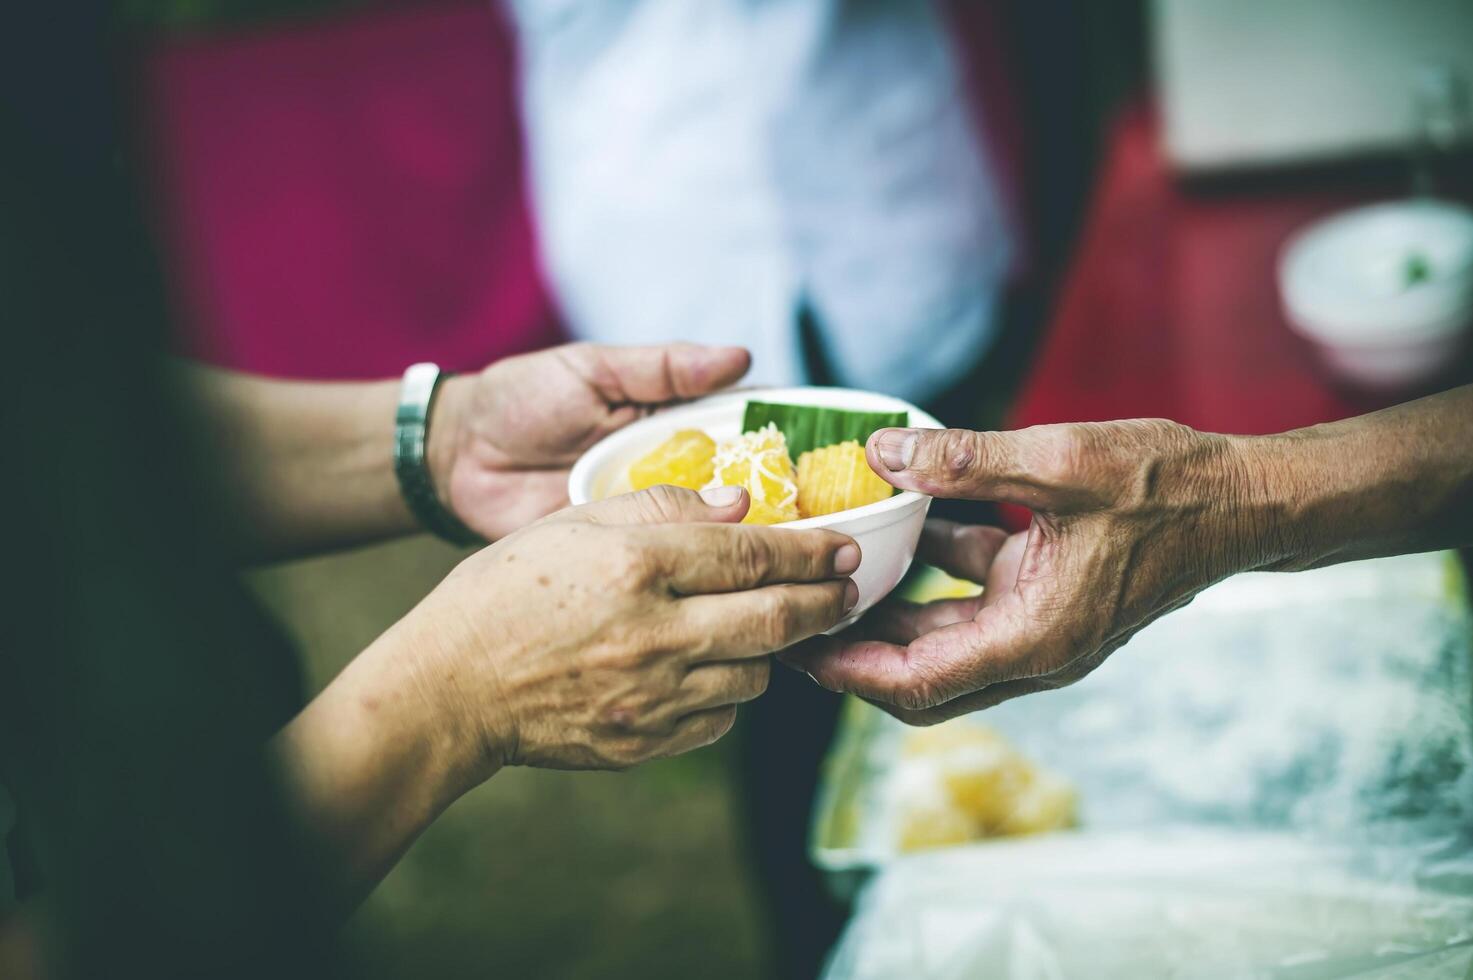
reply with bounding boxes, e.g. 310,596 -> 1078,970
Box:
391,587 -> 519,787
1222,430 -> 1323,572
425,373 -> 472,516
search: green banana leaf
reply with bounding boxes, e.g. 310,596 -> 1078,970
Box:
742,400 -> 908,458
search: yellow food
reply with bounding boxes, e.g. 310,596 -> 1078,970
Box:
894,721 -> 1077,852
708,423 -> 800,525
625,421 -> 894,524
896,800 -> 978,852
795,440 -> 893,519
628,429 -> 717,492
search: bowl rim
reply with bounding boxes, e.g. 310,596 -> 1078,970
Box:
567,385 -> 945,527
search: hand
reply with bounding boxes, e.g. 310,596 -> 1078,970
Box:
401,484 -> 861,776
429,342 -> 750,540
782,420 -> 1266,723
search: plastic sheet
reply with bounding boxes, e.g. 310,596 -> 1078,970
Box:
823,830 -> 1473,979
818,554 -> 1473,978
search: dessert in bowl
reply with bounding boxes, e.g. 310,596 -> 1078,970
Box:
568,386 -> 943,632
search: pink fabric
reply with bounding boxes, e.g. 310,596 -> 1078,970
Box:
135,1 -> 563,380
135,2 -> 1021,381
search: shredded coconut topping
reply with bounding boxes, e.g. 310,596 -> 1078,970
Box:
704,422 -> 799,509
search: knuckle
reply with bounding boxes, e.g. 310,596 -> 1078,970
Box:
599,698 -> 646,733
606,736 -> 651,769
895,683 -> 939,712
732,531 -> 774,584
758,591 -> 797,645
1025,426 -> 1086,488
931,430 -> 979,483
636,484 -> 695,523
605,532 -> 658,589
793,531 -> 841,580
680,630 -> 717,660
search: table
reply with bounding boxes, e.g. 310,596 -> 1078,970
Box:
1008,103 -> 1467,436
1000,101 -> 1470,533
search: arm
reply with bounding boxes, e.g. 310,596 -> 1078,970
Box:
176,368 -> 418,557
269,485 -> 860,910
176,343 -> 751,561
1240,384 -> 1473,569
784,385 -> 1473,723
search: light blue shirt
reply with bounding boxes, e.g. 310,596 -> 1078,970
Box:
505,0 -> 1014,404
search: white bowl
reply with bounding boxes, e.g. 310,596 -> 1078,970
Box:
1279,200 -> 1473,389
568,386 -> 943,632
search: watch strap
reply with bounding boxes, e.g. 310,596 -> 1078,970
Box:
394,363 -> 482,547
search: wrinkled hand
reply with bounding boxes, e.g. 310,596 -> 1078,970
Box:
404,485 -> 860,774
782,420 -> 1268,723
429,342 -> 750,541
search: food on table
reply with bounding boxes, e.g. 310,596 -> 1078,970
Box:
709,423 -> 801,525
891,721 -> 1076,852
624,401 -> 906,525
627,429 -> 717,492
796,441 -> 894,519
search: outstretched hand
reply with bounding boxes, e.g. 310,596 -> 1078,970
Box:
781,420 -> 1268,723
429,342 -> 750,541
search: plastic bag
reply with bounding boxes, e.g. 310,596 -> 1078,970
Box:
819,554 -> 1473,978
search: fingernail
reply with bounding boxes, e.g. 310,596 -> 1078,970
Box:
842,579 -> 860,612
834,543 -> 861,575
699,485 -> 744,507
873,429 -> 917,472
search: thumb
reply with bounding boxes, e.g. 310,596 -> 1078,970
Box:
586,343 -> 751,403
551,484 -> 751,526
867,426 -> 1057,509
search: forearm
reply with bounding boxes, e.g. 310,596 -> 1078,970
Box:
269,619 -> 493,914
1233,384 -> 1473,571
175,364 -> 462,559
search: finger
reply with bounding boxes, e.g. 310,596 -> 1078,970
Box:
780,595 -> 980,656
782,592 -> 1052,710
679,580 -> 856,659
652,524 -> 859,594
579,343 -> 751,405
866,425 -> 1070,509
778,636 -> 926,706
864,678 -> 1053,726
548,484 -> 751,527
877,642 -> 1112,724
649,705 -> 740,760
861,596 -> 988,645
772,594 -> 980,673
980,530 -> 1027,603
917,520 -> 1010,584
676,659 -> 771,712
893,597 -> 1061,699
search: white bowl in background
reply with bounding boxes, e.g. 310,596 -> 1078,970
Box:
568,386 -> 943,633
1279,200 -> 1473,389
